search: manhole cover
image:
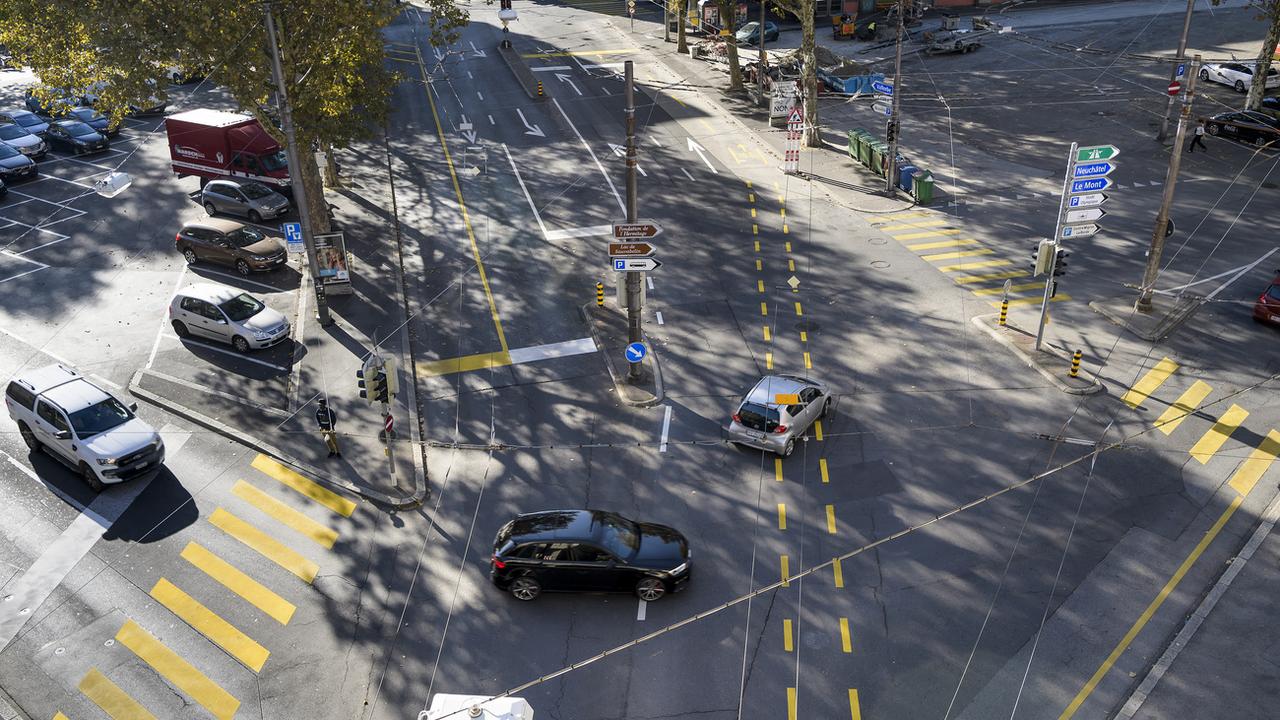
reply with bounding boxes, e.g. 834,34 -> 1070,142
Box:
871,260 -> 891,269
869,237 -> 888,245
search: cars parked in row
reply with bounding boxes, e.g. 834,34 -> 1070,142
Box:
0,142 -> 37,181
201,179 -> 291,222
0,121 -> 47,157
0,108 -> 50,137
1199,62 -> 1280,93
64,106 -> 117,137
727,374 -> 832,457
169,283 -> 291,352
44,119 -> 110,155
1203,110 -> 1280,147
176,217 -> 288,276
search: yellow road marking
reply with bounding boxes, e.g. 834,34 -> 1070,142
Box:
788,259 -> 795,271
757,279 -> 765,292
826,504 -> 837,534
891,228 -> 963,241
971,282 -> 1044,296
1189,404 -> 1249,464
907,238 -> 979,251
820,458 -> 829,483
882,219 -> 951,231
729,146 -> 742,164
763,326 -> 771,341
780,207 -> 786,218
1228,429 -> 1280,496
753,223 -> 759,235
803,352 -> 812,369
775,458 -> 783,482
780,555 -> 790,586
953,270 -> 1029,284
921,248 -> 994,262
794,301 -> 803,316
79,668 -> 157,720
766,352 -> 773,370
784,242 -> 792,252
150,578 -> 270,672
180,542 -> 295,624
748,192 -> 755,203
751,207 -> 757,217
116,621 -> 240,720
939,259 -> 1013,272
849,689 -> 863,720
251,455 -> 356,517
787,688 -> 797,720
745,180 -> 752,188
1060,494 -> 1243,719
416,349 -> 513,376
233,481 -> 338,549
777,503 -> 787,529
54,714 -> 70,720
1121,357 -> 1179,409
872,210 -> 931,223
209,508 -> 318,583
783,619 -> 794,652
761,302 -> 768,316
521,48 -> 639,58
1154,380 -> 1211,434
799,331 -> 808,343
833,558 -> 844,587
417,43 -> 508,353
995,294 -> 1071,308
783,224 -> 789,234
839,618 -> 852,652
814,420 -> 824,441
755,258 -> 762,271
754,240 -> 760,252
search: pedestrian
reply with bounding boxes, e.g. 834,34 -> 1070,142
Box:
315,398 -> 340,458
1187,122 -> 1207,153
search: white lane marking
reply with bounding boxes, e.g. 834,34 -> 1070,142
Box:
1154,248 -> 1280,295
553,97 -> 626,215
0,250 -> 49,284
515,108 -> 545,137
646,276 -> 655,291
508,337 -> 596,365
555,73 -> 583,97
655,311 -> 664,325
1,450 -> 82,511
637,598 -> 647,621
488,115 -> 495,125
477,91 -> 484,101
195,268 -> 291,293
681,168 -> 695,181
648,135 -> 662,147
159,334 -> 290,372
467,70 -> 474,79
687,137 -> 718,174
503,143 -> 549,241
146,263 -> 188,369
530,65 -> 573,72
602,86 -> 612,96
544,225 -> 612,240
659,405 -> 672,453
0,325 -> 74,368
89,373 -> 122,391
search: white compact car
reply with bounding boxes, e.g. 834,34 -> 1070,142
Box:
1199,62 -> 1280,93
169,283 -> 291,352
0,122 -> 47,157
4,364 -> 165,490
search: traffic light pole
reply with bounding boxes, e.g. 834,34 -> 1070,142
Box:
884,0 -> 906,194
624,61 -> 643,381
1035,142 -> 1078,351
1156,0 -> 1196,142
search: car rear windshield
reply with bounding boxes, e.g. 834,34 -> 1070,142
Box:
63,122 -> 95,137
12,114 -> 40,128
68,397 -> 132,438
241,182 -> 274,199
598,514 -> 641,558
219,293 -> 265,322
0,144 -> 18,159
1267,285 -> 1280,301
226,226 -> 266,248
737,402 -> 780,432
71,108 -> 105,123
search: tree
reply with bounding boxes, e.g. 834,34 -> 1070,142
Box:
676,0 -> 690,55
715,0 -> 744,91
1246,0 -> 1280,110
769,0 -> 820,146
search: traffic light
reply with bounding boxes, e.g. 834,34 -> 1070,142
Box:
383,356 -> 400,399
372,370 -> 389,403
1053,248 -> 1070,276
500,0 -> 511,9
1031,239 -> 1054,277
886,120 -> 898,145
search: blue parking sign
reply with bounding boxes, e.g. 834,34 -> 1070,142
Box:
282,222 -> 305,253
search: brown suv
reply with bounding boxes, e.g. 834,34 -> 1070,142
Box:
175,218 -> 287,276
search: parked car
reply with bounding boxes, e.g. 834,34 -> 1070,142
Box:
4,364 -> 165,491
63,106 -> 116,136
44,119 -> 109,154
169,283 -> 291,352
0,121 -> 46,157
1203,110 -> 1280,147
175,217 -> 288,276
1253,270 -> 1280,327
80,80 -> 168,116
490,510 -> 691,602
0,176 -> 7,199
0,143 -> 37,181
0,108 -> 50,137
1199,62 -> 1280,93
201,179 -> 291,223
727,374 -> 832,457
736,20 -> 780,46
23,87 -> 76,116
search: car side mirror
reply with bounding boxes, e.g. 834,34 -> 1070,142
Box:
55,430 -> 71,440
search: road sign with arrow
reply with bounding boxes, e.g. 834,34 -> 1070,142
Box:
613,257 -> 661,271
612,223 -> 663,240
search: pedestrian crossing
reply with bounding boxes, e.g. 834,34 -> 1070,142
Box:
869,211 -> 1071,307
56,454 -> 359,720
1122,357 -> 1280,497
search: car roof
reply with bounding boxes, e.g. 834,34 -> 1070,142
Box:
12,363 -> 81,394
745,374 -> 817,404
176,283 -> 247,305
1,109 -> 36,118
182,217 -> 245,233
41,377 -> 112,414
505,510 -> 606,544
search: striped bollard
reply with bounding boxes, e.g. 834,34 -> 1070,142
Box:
998,300 -> 1008,327
595,282 -> 605,307
1070,349 -> 1082,378
537,80 -> 544,97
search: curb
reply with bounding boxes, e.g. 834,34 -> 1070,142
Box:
498,44 -> 546,101
129,370 -> 424,509
579,302 -> 665,408
971,314 -> 1106,396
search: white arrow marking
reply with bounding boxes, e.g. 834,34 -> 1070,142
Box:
555,73 -> 583,96
516,108 -> 545,138
434,48 -> 446,62
687,138 -> 717,174
462,130 -> 477,143
459,114 -> 473,131
609,143 -> 647,177
470,42 -> 486,58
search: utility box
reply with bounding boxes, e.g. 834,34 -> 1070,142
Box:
421,694 -> 534,720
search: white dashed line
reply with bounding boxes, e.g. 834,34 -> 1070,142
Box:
659,405 -> 672,453
655,311 -> 664,325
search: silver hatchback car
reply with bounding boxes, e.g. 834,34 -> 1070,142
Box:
728,374 -> 832,457
169,283 -> 291,353
201,179 -> 291,223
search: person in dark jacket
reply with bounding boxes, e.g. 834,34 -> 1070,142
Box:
315,398 -> 340,457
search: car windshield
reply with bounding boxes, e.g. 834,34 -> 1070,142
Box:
63,122 -> 96,137
739,22 -> 758,34
68,397 -> 132,438
737,401 -> 781,432
260,150 -> 287,172
241,182 -> 274,200
0,125 -> 26,140
71,108 -> 105,122
0,144 -> 18,159
11,113 -> 39,127
597,514 -> 641,557
219,293 -> 265,321
226,226 -> 265,248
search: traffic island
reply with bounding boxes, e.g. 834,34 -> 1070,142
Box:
497,43 -> 546,101
972,314 -> 1105,396
581,302 -> 664,407
1089,293 -> 1205,342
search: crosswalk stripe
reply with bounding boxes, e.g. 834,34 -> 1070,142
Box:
993,294 -> 1071,308
1154,380 -> 1212,435
907,238 -> 979,251
78,668 -> 158,720
938,259 -> 1012,272
953,270 -> 1029,284
871,210 -> 931,224
1121,357 -> 1179,409
180,542 -> 296,624
54,714 -> 70,720
1227,429 -> 1280,496
880,219 -> 950,231
251,455 -> 356,517
233,481 -> 339,549
920,248 -> 994,262
1189,404 -> 1249,464
971,282 -> 1044,296
890,228 -> 964,241
150,578 -> 270,673
115,621 -> 240,720
209,508 -> 319,583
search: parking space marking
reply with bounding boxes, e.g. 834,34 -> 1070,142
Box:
79,668 -> 158,720
30,172 -> 95,191
232,480 -> 339,548
208,508 -> 320,583
159,334 -> 290,372
1154,380 -> 1212,434
116,620 -> 240,720
180,542 -> 295,624
146,264 -> 189,369
636,598 -> 647,620
149,578 -> 270,672
250,455 -> 357,517
195,268 -> 291,293
1121,357 -> 1179,409
0,249 -> 49,284
1189,404 -> 1249,464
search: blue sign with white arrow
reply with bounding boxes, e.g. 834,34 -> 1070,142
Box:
625,342 -> 647,363
1072,161 -> 1117,179
1070,177 -> 1113,193
871,80 -> 894,96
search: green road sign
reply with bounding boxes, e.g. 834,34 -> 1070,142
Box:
1077,145 -> 1120,162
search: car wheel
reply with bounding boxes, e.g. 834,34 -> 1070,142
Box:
232,335 -> 251,353
1199,69 -> 1209,81
509,576 -> 541,601
1235,80 -> 1246,93
80,463 -> 104,492
235,259 -> 251,276
248,209 -> 262,224
821,398 -> 832,418
204,202 -> 217,216
17,422 -> 41,453
636,577 -> 666,602
183,247 -> 199,264
172,319 -> 190,338
780,438 -> 795,458
1206,123 -> 1220,136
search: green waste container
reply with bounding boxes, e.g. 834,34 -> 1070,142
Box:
913,170 -> 935,204
846,130 -> 864,161
868,141 -> 888,176
858,133 -> 874,167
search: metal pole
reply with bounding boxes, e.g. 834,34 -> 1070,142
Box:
758,0 -> 766,101
1156,0 -> 1196,142
624,61 -> 643,380
266,4 -> 331,326
1035,141 -> 1077,351
884,0 -> 906,194
1137,55 -> 1200,312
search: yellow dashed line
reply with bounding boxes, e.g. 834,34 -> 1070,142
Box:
780,555 -> 790,586
804,352 -> 812,369
780,207 -> 786,218
891,228 -> 963,241
777,503 -> 787,529
748,192 -> 755,202
1154,380 -> 1212,434
788,259 -> 796,271
938,259 -> 1013,272
754,240 -> 761,252
1227,429 -> 1280,496
908,238 -> 980,251
758,280 -> 765,292
921,248 -> 994,262
761,302 -> 768,316
787,687 -> 798,720
953,270 -> 1029,284
753,224 -> 759,235
833,558 -> 844,588
746,180 -> 752,188
751,207 -> 757,217
783,619 -> 794,651
826,504 -> 837,534
849,689 -> 863,720
820,458 -> 829,483
799,331 -> 808,342
785,242 -> 792,252
1121,357 -> 1179,409
783,224 -> 789,234
814,420 -> 824,441
150,578 -> 270,672
79,668 -> 158,720
775,457 -> 784,482
971,282 -> 1044,296
766,352 -> 774,369
116,621 -> 240,720
755,259 -> 762,271
763,326 -> 771,341
839,618 -> 852,652
1189,404 -> 1249,464
794,302 -> 803,316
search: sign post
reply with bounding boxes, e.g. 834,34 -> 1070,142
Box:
783,107 -> 802,174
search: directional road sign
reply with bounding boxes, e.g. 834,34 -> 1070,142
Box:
871,80 -> 894,96
1061,223 -> 1099,239
1070,177 -> 1113,193
282,222 -> 304,253
1072,161 -> 1117,179
609,241 -> 656,257
1065,208 -> 1106,223
1076,145 -> 1120,162
1068,192 -> 1107,208
612,257 -> 662,271
613,221 -> 663,239
625,342 -> 647,362
872,101 -> 892,116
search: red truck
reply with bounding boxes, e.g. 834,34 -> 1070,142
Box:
164,108 -> 290,191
